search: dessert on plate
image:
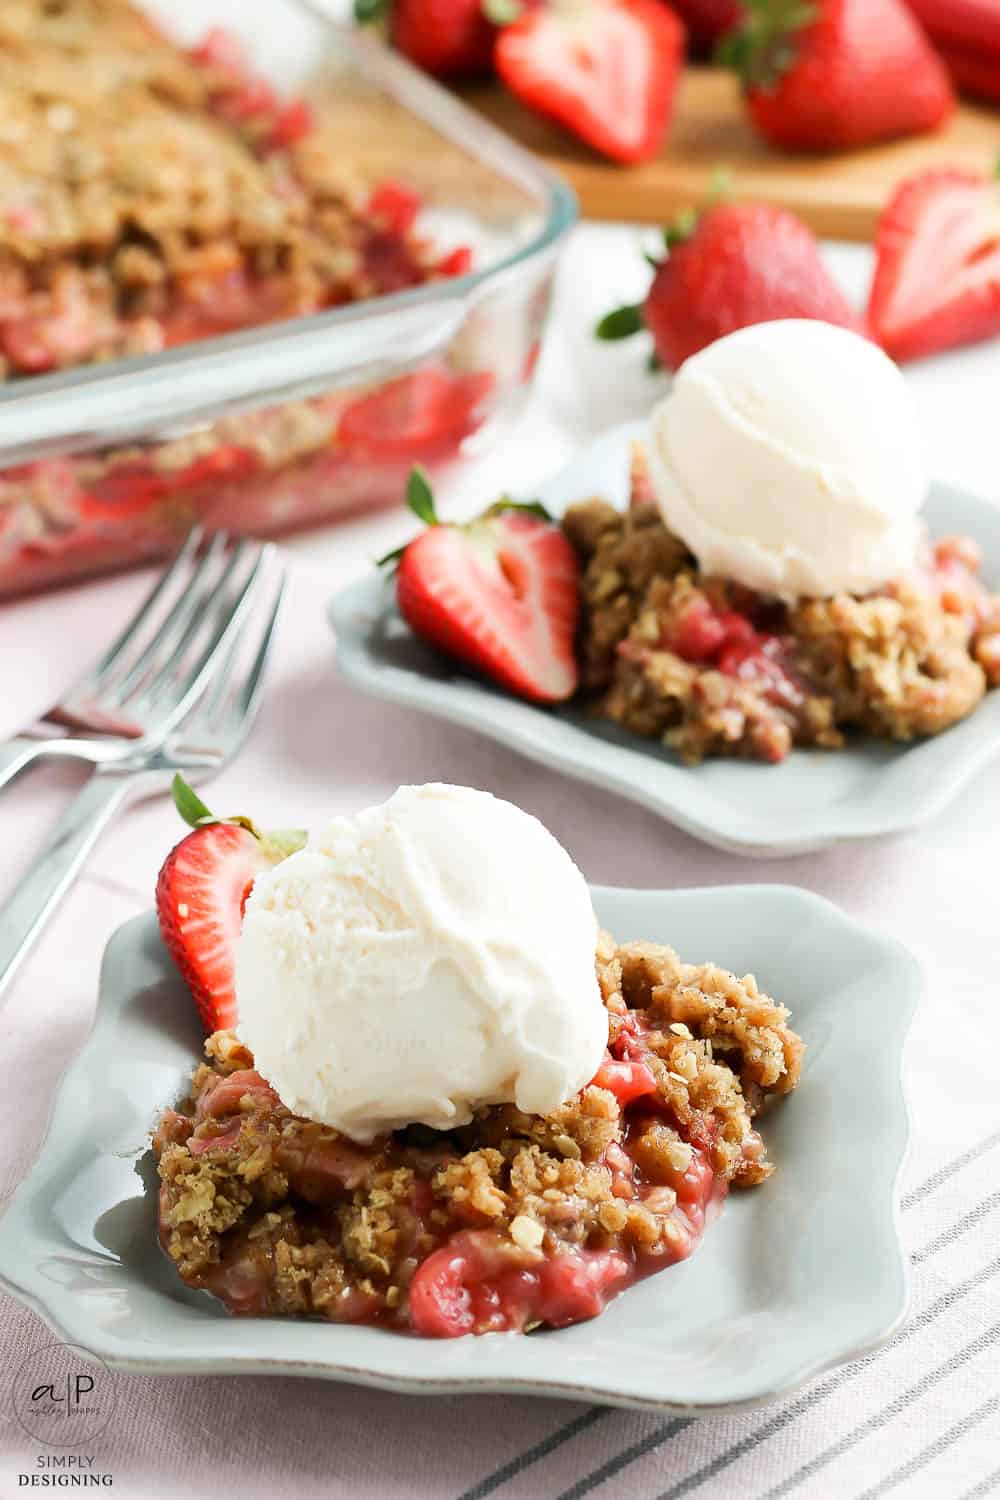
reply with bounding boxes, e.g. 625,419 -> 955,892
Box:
153,781 -> 803,1337
382,320 -> 1000,764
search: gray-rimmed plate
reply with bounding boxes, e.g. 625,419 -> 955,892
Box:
0,885 -> 918,1413
330,421 -> 1000,857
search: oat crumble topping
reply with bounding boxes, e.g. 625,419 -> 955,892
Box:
562,445 -> 1000,764
153,932 -> 803,1336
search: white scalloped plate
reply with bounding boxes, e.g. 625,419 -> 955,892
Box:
0,885 -> 918,1413
331,421 -> 1000,857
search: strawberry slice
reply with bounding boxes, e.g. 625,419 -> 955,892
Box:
155,776 -> 305,1032
867,167 -> 1000,363
385,469 -> 581,703
494,0 -> 685,166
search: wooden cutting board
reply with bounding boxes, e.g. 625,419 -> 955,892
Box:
461,68 -> 1000,240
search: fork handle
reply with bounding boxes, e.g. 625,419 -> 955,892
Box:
0,737 -> 41,793
0,772 -> 135,1002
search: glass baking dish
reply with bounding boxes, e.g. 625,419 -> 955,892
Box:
0,0 -> 575,599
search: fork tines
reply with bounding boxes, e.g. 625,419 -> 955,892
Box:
58,529 -> 275,744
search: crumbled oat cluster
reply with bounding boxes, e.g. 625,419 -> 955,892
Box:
153,932 -> 803,1335
563,446 -> 1000,764
0,0 -> 448,377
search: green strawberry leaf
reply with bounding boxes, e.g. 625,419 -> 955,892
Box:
485,496 -> 553,522
717,0 -> 816,88
354,0 -> 387,22
595,303 -> 644,340
406,466 -> 438,526
663,205 -> 699,249
376,542 -> 407,569
172,774 -> 215,830
376,468 -> 438,570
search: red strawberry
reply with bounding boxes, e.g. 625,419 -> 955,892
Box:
156,776 -> 305,1032
355,0 -> 499,78
494,0 -> 685,165
596,199 -> 859,371
934,42 -> 1000,103
868,167 -> 1000,363
903,0 -> 1000,58
668,0 -> 744,52
385,469 -> 580,702
721,0 -> 955,152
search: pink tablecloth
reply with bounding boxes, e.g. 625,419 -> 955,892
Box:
2,558 -> 999,1500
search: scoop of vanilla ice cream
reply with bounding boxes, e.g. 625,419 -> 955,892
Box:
647,320 -> 926,600
234,784 -> 607,1141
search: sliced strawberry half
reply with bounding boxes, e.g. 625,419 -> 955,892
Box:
385,469 -> 581,703
494,0 -> 685,166
155,776 -> 305,1032
868,167 -> 1000,363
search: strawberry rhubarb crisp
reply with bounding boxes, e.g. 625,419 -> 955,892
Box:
0,0 -> 467,377
563,446 -> 1000,765
0,1 -> 495,597
154,932 -> 803,1336
151,780 -> 802,1338
380,322 -> 1000,765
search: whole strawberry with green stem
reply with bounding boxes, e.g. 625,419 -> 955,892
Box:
719,0 -> 955,152
382,468 -> 581,703
596,196 -> 859,372
156,775 -> 306,1033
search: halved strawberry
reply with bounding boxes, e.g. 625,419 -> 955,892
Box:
494,0 -> 685,166
156,776 -> 305,1032
868,167 -> 1000,363
384,469 -> 581,703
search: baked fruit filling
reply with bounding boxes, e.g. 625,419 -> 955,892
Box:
154,932 -> 803,1337
562,447 -> 1000,764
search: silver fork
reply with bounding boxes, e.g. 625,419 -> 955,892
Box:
0,527 -> 269,793
0,565 -> 286,1002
